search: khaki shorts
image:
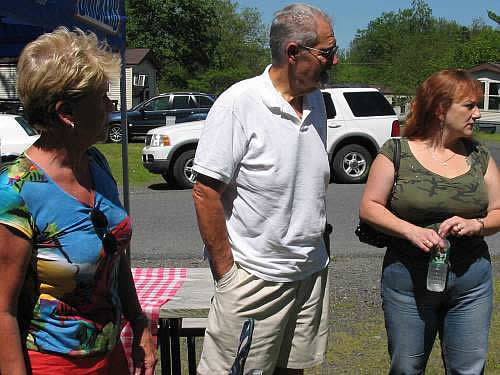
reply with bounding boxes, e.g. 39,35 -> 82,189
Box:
197,263 -> 329,374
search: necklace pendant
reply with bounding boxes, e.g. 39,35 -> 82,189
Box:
442,162 -> 447,166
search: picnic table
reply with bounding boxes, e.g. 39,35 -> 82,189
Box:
120,267 -> 213,375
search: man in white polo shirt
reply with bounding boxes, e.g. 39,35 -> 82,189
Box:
192,3 -> 338,374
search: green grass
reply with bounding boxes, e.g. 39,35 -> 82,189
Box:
475,132 -> 500,144
94,143 -> 164,187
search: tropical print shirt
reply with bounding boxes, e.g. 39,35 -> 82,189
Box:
0,147 -> 131,356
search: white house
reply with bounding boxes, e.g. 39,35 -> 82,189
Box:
468,63 -> 500,123
122,48 -> 159,109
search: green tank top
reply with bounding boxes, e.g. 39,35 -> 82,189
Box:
381,137 -> 490,264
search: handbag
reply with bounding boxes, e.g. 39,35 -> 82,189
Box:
355,138 -> 400,248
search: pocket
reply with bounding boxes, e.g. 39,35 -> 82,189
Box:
215,262 -> 238,290
382,262 -> 415,293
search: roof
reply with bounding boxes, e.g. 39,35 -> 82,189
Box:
467,63 -> 500,74
324,82 -> 396,94
125,48 -> 160,69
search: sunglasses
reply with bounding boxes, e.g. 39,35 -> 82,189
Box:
90,208 -> 118,255
299,44 -> 338,60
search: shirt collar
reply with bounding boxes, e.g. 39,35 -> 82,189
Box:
260,64 -> 316,118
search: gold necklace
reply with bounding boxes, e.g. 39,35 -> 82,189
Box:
429,149 -> 456,166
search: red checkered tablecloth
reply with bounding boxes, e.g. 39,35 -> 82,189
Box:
120,267 -> 187,374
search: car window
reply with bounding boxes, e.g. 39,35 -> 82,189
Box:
150,97 -> 171,111
343,92 -> 395,117
322,93 -> 336,119
172,95 -> 193,110
196,95 -> 214,108
14,116 -> 38,136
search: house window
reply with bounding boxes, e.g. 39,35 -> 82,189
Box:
489,82 -> 500,111
478,79 -> 500,111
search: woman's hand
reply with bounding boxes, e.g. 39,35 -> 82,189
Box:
406,225 -> 446,253
131,315 -> 157,375
439,216 -> 483,238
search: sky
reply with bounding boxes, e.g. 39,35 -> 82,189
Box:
235,0 -> 500,49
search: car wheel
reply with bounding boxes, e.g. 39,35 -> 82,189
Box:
333,144 -> 372,183
107,124 -> 122,143
172,149 -> 196,189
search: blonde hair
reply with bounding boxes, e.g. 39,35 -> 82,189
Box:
17,27 -> 120,131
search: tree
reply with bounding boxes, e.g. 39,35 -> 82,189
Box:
488,10 -> 500,25
340,0 -> 498,93
345,0 -> 439,91
126,0 -> 269,93
454,27 -> 500,68
127,0 -> 222,74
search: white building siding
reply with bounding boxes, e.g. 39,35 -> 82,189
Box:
108,67 -> 133,110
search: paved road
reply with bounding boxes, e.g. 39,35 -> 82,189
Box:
128,180 -> 500,265
128,141 -> 500,263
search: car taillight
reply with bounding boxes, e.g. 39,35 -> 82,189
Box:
391,120 -> 400,137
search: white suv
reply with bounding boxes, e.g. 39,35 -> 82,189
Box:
142,88 -> 400,188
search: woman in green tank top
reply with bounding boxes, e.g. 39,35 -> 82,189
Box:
360,69 -> 500,374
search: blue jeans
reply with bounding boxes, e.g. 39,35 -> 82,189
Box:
381,254 -> 493,375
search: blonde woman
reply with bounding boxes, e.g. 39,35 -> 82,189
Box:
0,28 -> 156,374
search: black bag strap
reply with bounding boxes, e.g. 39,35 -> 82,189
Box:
388,138 -> 401,206
392,138 -> 401,178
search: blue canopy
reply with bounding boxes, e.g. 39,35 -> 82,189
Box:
0,0 -> 125,56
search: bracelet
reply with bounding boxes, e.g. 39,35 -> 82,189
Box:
475,218 -> 485,236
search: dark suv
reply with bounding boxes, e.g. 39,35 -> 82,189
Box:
107,91 -> 215,143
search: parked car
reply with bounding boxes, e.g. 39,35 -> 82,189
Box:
141,87 -> 400,188
0,114 -> 39,162
107,92 -> 216,143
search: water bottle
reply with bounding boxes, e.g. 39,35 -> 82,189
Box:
426,238 -> 450,292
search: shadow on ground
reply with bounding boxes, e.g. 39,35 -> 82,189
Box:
148,183 -> 180,191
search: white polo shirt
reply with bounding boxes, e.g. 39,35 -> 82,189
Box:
193,65 -> 330,282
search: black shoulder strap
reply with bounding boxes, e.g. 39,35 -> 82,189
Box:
392,138 -> 401,177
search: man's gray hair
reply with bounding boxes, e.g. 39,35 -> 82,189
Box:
270,3 -> 332,66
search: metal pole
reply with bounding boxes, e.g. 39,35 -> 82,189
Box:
118,9 -> 131,261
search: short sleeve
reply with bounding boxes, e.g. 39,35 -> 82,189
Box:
475,142 -> 491,176
0,182 -> 33,239
379,138 -> 396,163
88,147 -> 114,179
193,99 -> 248,184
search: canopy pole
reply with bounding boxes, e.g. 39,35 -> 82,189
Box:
119,47 -> 131,262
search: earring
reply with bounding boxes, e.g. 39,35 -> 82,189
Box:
69,121 -> 75,128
